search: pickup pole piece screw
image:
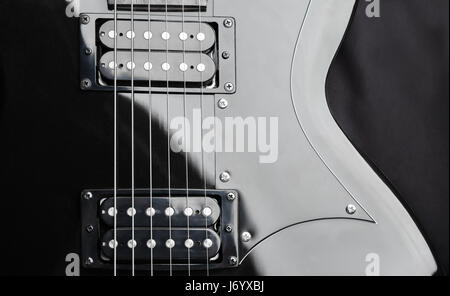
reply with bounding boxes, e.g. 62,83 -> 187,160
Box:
241,231 -> 252,242
81,79 -> 92,90
86,225 -> 94,233
224,19 -> 234,28
225,224 -> 233,233
83,191 -> 93,200
218,98 -> 229,109
81,15 -> 90,25
222,51 -> 231,59
228,256 -> 238,266
346,204 -> 357,215
224,82 -> 235,92
85,257 -> 94,265
220,171 -> 231,183
227,192 -> 236,201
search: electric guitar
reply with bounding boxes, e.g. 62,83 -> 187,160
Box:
0,0 -> 437,276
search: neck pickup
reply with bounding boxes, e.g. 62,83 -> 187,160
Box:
107,0 -> 208,12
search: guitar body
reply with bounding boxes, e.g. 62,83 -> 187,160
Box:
0,0 -> 437,276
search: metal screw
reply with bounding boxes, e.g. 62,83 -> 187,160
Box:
81,15 -> 90,25
218,98 -> 229,109
224,19 -> 234,28
222,51 -> 231,59
227,192 -> 236,201
346,204 -> 357,215
86,225 -> 94,233
241,231 -> 252,243
81,79 -> 92,90
83,192 -> 93,200
225,224 -> 233,233
85,257 -> 94,265
220,171 -> 231,183
85,48 -> 93,55
224,82 -> 235,92
228,256 -> 238,266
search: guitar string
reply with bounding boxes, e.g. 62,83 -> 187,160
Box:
147,0 -> 154,277
197,0 -> 209,276
181,0 -> 192,276
131,0 -> 136,277
164,0 -> 173,277
113,0 -> 118,277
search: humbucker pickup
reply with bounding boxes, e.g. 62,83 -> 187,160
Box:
81,189 -> 239,271
99,51 -> 216,84
106,0 -> 208,12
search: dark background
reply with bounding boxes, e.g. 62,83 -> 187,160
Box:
0,0 -> 448,275
328,0 -> 449,274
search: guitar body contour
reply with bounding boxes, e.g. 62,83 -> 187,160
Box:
0,0 -> 437,276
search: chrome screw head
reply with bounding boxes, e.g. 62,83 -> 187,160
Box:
81,15 -> 90,25
224,19 -> 234,28
220,171 -> 231,183
228,256 -> 238,266
81,79 -> 92,90
86,225 -> 94,233
225,224 -> 233,233
218,98 -> 229,109
222,51 -> 231,59
83,192 -> 93,200
227,192 -> 236,201
346,204 -> 357,215
85,48 -> 92,55
224,82 -> 235,92
85,257 -> 94,265
241,231 -> 252,242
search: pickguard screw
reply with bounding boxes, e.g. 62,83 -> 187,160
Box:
241,231 -> 252,243
83,192 -> 93,200
218,98 -> 229,109
228,256 -> 238,266
81,15 -> 90,25
224,19 -> 234,28
346,204 -> 357,215
85,257 -> 94,265
222,51 -> 231,59
220,171 -> 231,183
86,225 -> 94,233
225,224 -> 233,233
224,82 -> 235,92
85,48 -> 92,55
81,79 -> 92,90
226,192 -> 236,201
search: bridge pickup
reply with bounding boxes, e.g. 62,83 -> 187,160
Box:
99,51 -> 215,84
107,0 -> 208,12
99,20 -> 215,51
100,196 -> 221,227
101,228 -> 220,263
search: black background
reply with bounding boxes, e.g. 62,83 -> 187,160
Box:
0,0 -> 448,275
328,0 -> 449,274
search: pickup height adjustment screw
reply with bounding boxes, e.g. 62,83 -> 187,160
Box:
225,224 -> 233,233
218,98 -> 229,109
85,257 -> 94,266
227,192 -> 236,201
83,192 -> 93,200
228,256 -> 238,266
346,204 -> 357,215
220,171 -> 231,183
241,231 -> 252,242
81,79 -> 92,90
224,82 -> 235,92
222,51 -> 231,59
81,15 -> 90,25
224,19 -> 234,28
86,225 -> 94,233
